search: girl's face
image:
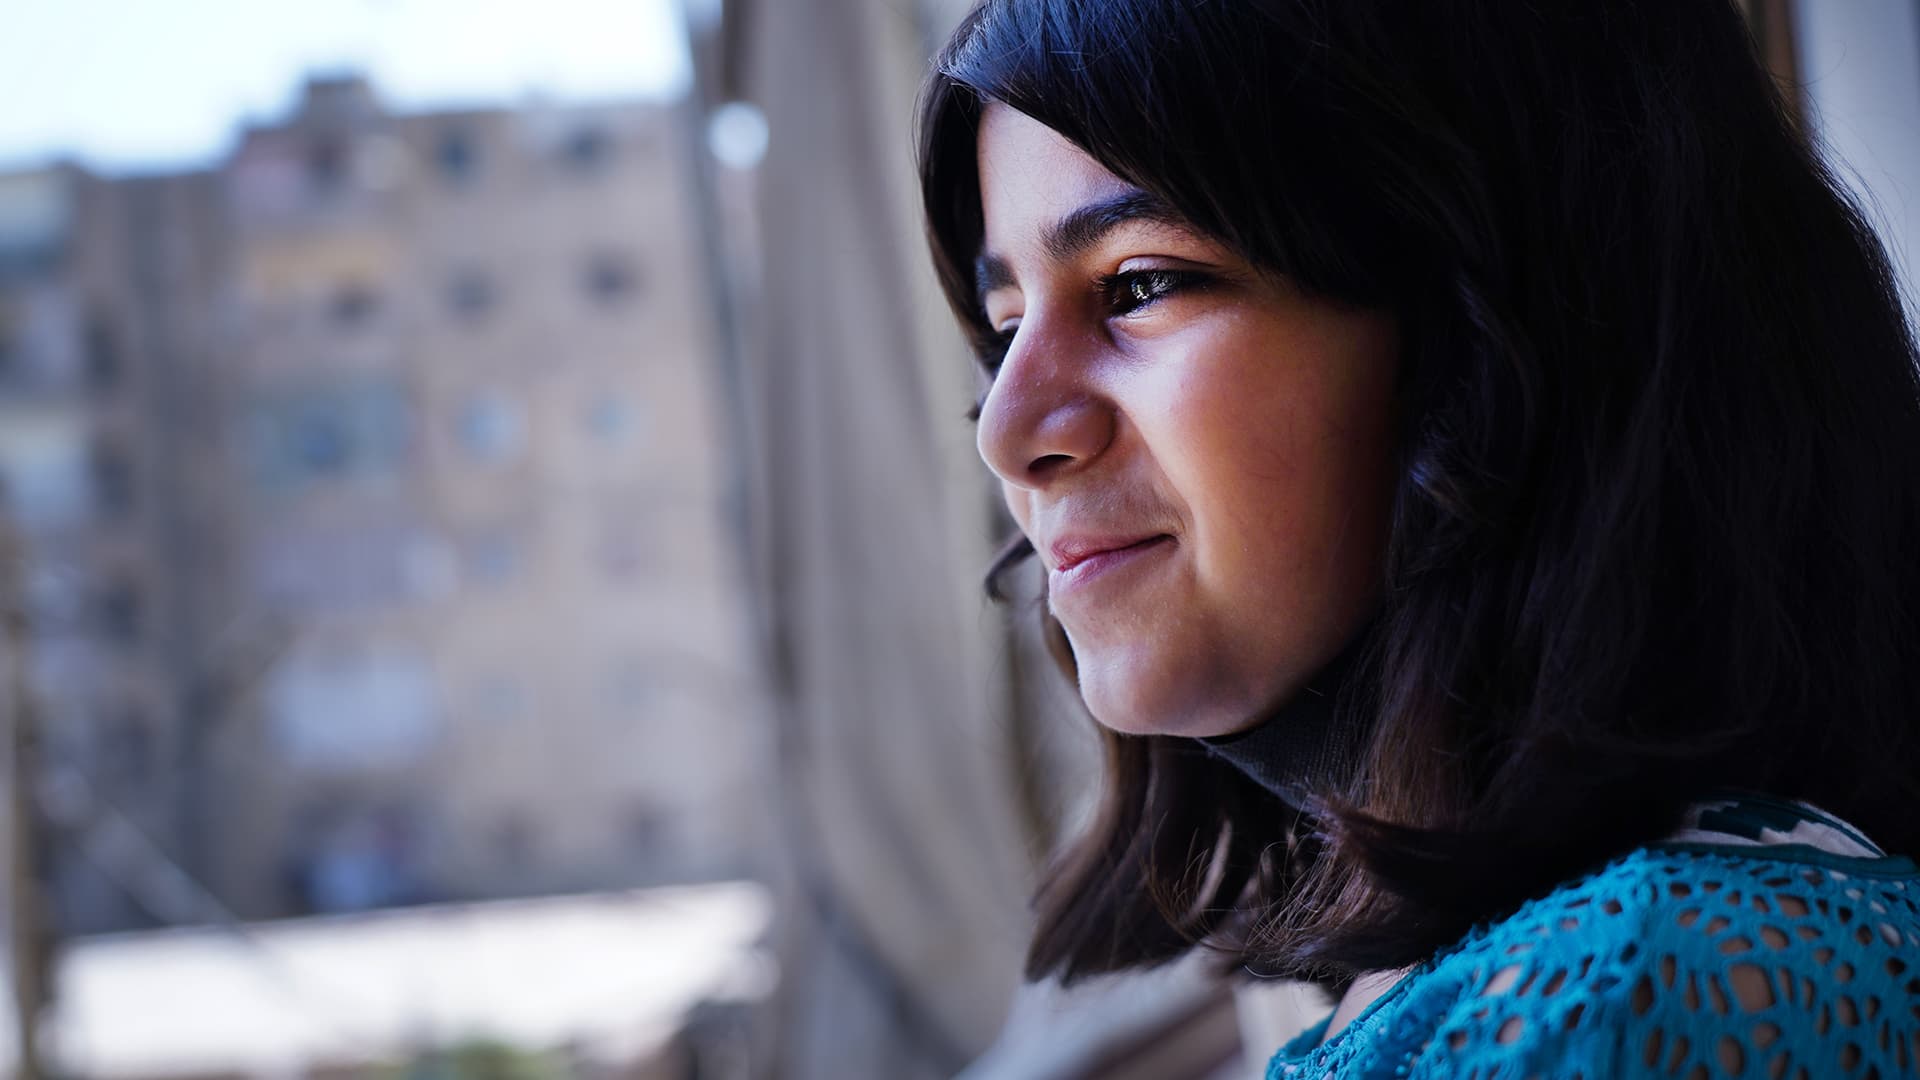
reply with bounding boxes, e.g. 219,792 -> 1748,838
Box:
974,104 -> 1400,737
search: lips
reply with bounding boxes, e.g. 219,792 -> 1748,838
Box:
1046,533 -> 1176,597
1051,534 -> 1170,573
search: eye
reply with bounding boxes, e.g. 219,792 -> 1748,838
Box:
1098,268 -> 1206,317
976,319 -> 1018,375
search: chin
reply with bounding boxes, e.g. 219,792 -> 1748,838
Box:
1076,668 -> 1253,739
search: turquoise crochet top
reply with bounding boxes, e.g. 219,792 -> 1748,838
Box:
1266,795 -> 1920,1078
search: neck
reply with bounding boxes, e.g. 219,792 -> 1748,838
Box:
1198,617 -> 1379,805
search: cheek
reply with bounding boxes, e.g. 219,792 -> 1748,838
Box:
1159,337 -> 1397,567
1002,484 -> 1036,539
1149,363 -> 1314,512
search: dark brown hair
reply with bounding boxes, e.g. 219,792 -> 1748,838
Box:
920,0 -> 1920,985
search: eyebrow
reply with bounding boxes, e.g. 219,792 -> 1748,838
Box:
974,189 -> 1189,308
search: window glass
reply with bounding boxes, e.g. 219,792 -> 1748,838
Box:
249,378 -> 411,496
307,137 -> 349,194
447,270 -> 496,319
90,442 -> 132,516
84,313 -> 118,390
582,252 -> 640,306
267,648 -> 440,771
0,410 -> 92,525
329,283 -> 380,328
560,126 -> 612,172
94,579 -> 141,644
460,528 -> 521,583
455,392 -> 524,463
584,395 -> 637,444
435,128 -> 479,185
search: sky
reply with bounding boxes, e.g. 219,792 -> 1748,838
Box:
0,0 -> 691,174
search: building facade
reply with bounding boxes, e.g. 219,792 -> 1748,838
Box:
0,75 -> 763,932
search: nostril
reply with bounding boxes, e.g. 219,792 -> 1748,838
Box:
1029,452 -> 1076,477
978,390 -> 1113,489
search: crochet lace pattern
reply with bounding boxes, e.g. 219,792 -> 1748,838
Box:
1267,844 -> 1920,1079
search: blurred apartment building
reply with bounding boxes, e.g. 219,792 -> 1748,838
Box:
0,75 -> 762,935
0,159 -> 207,937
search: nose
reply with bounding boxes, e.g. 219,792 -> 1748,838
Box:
975,320 -> 1115,489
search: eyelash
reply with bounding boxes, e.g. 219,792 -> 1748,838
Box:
974,268 -> 1206,378
1096,267 -> 1203,316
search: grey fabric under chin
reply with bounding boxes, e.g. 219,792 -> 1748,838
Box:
1196,622 -> 1379,807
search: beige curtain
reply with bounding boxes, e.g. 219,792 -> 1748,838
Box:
722,1 -> 1054,1075
704,1 -> 1251,1075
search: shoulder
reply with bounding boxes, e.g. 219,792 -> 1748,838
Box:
1411,845 -> 1920,1077
1269,845 -> 1920,1079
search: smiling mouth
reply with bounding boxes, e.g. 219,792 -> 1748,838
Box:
1050,534 -> 1175,593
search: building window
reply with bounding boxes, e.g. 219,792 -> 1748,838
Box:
0,414 -> 92,526
267,648 -> 440,771
622,799 -> 669,859
329,283 -> 380,328
560,126 -> 612,172
90,442 -> 133,517
24,561 -> 84,629
249,379 -> 411,496
307,137 -> 349,194
98,706 -> 154,785
454,393 -> 525,463
84,313 -> 119,391
490,814 -> 536,866
94,579 -> 141,645
582,253 -> 639,306
584,395 -> 636,444
460,528 -> 521,584
293,411 -> 351,475
294,803 -> 424,914
252,522 -> 441,613
447,270 -> 496,319
435,128 -> 479,185
0,310 -> 17,384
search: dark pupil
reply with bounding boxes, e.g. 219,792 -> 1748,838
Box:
1130,276 -> 1155,304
